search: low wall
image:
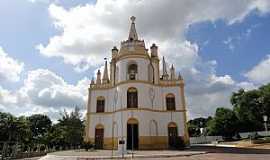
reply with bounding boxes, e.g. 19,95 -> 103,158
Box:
239,131 -> 270,139
16,152 -> 47,159
190,136 -> 223,144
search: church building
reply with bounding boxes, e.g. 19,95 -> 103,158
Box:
85,16 -> 189,150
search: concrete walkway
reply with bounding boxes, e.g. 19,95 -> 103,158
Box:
39,150 -> 206,160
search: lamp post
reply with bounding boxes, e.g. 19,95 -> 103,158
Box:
263,115 -> 268,132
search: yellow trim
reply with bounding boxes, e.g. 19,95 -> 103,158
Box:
127,87 -> 137,92
88,107 -> 186,115
95,123 -> 104,129
168,122 -> 177,128
127,118 -> 139,124
139,136 -> 168,150
88,136 -> 169,150
166,93 -> 175,98
97,96 -> 105,100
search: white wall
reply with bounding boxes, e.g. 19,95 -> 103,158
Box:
88,110 -> 186,138
89,83 -> 184,113
116,57 -> 150,82
88,55 -> 186,140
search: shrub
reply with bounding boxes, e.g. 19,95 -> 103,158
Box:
82,141 -> 94,151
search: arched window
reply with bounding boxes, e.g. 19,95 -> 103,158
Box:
96,97 -> 105,113
128,64 -> 138,80
166,94 -> 175,111
127,87 -> 138,108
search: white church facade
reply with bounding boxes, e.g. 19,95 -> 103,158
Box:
85,16 -> 189,150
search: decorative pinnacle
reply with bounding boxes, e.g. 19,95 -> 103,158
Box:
130,16 -> 136,23
171,64 -> 174,70
128,16 -> 138,41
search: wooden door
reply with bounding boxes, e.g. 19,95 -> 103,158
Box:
168,126 -> 178,149
127,123 -> 139,150
95,128 -> 104,149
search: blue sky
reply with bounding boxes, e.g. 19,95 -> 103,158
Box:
186,10 -> 270,82
0,0 -> 270,119
0,0 -> 93,88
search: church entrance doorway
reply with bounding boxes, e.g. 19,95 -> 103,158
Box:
95,125 -> 104,149
168,122 -> 178,149
127,118 -> 139,150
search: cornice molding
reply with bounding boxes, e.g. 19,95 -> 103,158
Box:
90,79 -> 184,90
88,107 -> 187,115
115,53 -> 150,62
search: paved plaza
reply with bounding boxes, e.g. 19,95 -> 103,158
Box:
35,146 -> 270,160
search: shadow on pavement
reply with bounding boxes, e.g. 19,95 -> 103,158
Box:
188,146 -> 270,154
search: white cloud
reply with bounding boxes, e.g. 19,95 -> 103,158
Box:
210,74 -> 235,86
183,63 -> 236,118
28,0 -> 52,3
0,86 -> 18,105
236,81 -> 257,90
3,0 -> 270,119
37,0 -> 270,72
20,69 -> 89,108
0,69 -> 90,120
245,55 -> 270,84
159,41 -> 199,69
0,47 -> 24,82
186,90 -> 233,118
252,0 -> 270,13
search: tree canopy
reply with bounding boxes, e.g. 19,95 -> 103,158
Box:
0,106 -> 84,151
189,83 -> 270,138
207,108 -> 239,139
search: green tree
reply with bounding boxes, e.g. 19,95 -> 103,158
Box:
207,108 -> 239,139
231,89 -> 264,131
259,84 -> 270,117
0,112 -> 31,143
0,112 -> 14,141
46,124 -> 66,150
28,114 -> 52,146
47,107 -> 84,149
188,117 -> 212,136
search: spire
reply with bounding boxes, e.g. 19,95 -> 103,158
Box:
102,58 -> 109,84
170,64 -> 175,80
162,56 -> 167,75
162,56 -> 169,80
128,16 -> 138,41
96,70 -> 101,84
91,77 -> 95,85
178,72 -> 183,80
